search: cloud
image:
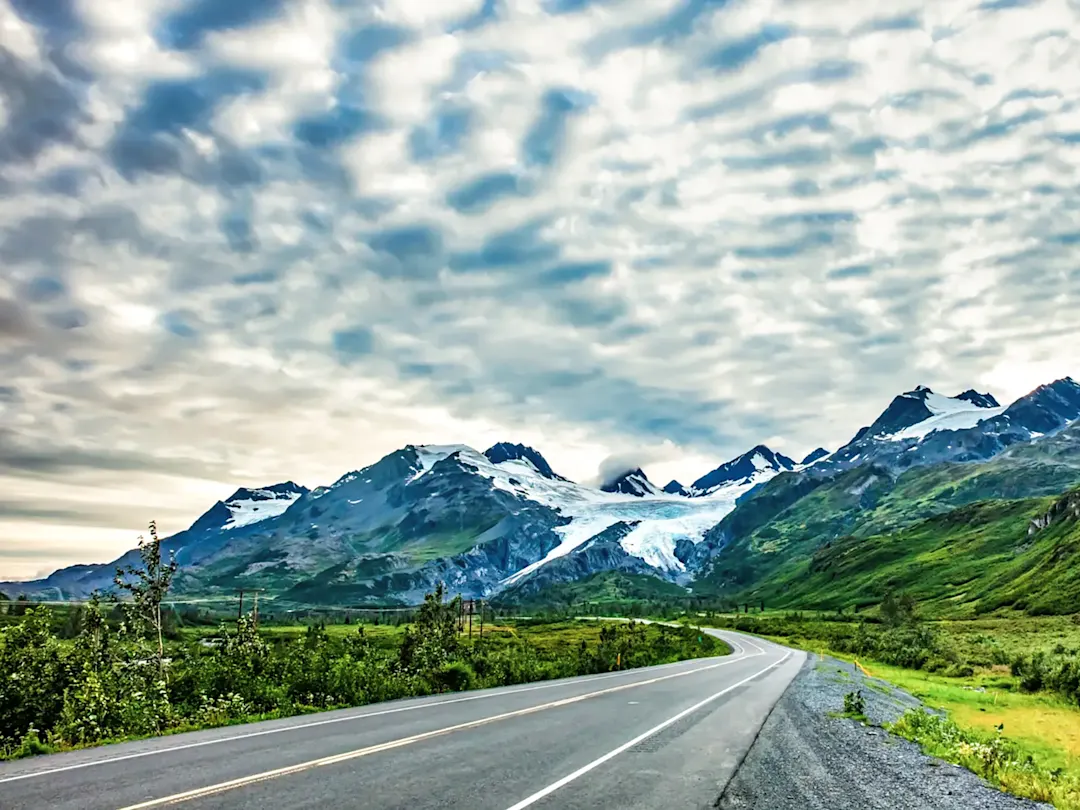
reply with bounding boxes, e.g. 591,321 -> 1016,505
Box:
1,0 -> 1080,576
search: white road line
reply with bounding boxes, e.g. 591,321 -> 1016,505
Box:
112,653 -> 766,810
501,650 -> 794,810
0,649 -> 740,785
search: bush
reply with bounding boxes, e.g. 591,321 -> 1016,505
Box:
432,661 -> 476,693
843,690 -> 866,717
0,591 -> 723,758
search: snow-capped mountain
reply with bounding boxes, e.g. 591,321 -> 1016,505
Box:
864,386 -> 1004,441
6,441 -> 792,603
689,445 -> 796,496
8,374 -> 1079,607
220,483 -> 307,530
600,468 -> 663,497
6,480 -> 311,598
483,442 -> 566,480
822,378 -> 1080,473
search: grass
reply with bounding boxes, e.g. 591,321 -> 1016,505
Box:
711,613 -> 1080,808
870,661 -> 1080,775
176,619 -> 656,656
697,464 -> 1080,618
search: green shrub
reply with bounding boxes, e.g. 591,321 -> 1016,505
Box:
432,660 -> 476,692
843,690 -> 866,717
1,592 -> 723,758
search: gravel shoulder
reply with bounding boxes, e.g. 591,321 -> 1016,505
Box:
718,654 -> 1052,810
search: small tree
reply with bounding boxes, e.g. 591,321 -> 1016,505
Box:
398,583 -> 461,674
11,594 -> 31,617
880,590 -> 917,627
114,520 -> 178,677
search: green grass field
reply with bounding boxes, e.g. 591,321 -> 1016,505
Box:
703,611 -> 1080,809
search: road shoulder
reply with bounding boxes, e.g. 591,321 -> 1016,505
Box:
717,656 -> 1051,810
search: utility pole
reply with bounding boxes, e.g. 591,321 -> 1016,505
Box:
237,589 -> 245,623
253,590 -> 260,628
479,599 -> 484,640
468,600 -> 473,641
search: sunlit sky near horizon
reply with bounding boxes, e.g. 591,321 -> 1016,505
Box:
1,0 -> 1079,580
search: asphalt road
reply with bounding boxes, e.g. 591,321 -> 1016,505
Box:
0,630 -> 803,810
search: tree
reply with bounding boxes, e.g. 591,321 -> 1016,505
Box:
114,520 -> 178,677
880,590 -> 917,627
397,583 -> 461,673
11,594 -> 31,617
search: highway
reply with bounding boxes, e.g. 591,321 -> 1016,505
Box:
0,631 -> 804,810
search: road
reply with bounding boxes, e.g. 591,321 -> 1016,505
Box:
0,630 -> 803,810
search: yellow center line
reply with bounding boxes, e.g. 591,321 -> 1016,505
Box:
116,652 -> 763,809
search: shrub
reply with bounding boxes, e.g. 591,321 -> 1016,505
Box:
843,690 -> 866,718
432,660 -> 476,693
1,593 -> 723,758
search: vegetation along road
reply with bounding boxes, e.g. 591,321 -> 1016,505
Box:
0,631 -> 799,810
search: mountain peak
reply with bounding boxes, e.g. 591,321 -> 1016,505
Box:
483,442 -> 563,480
189,481 -> 308,534
690,445 -> 795,495
663,479 -> 689,496
800,447 -> 830,466
956,389 -> 1000,408
601,468 -> 661,497
225,481 -> 306,504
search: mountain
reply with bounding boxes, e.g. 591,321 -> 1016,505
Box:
482,443 -> 565,480
694,417 -> 1080,612
9,373 -> 1080,614
3,480 -> 311,598
820,378 -> 1080,474
195,483 -> 307,534
601,468 -> 663,497
663,480 -> 689,496
3,443 -> 772,604
743,485 -> 1080,617
957,389 -> 1001,408
800,448 -> 830,466
689,445 -> 795,496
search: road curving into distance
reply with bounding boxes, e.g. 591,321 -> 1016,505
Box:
0,630 -> 804,810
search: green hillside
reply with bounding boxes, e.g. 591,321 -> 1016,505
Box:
720,487 -> 1080,617
696,426 -> 1080,612
496,571 -> 689,609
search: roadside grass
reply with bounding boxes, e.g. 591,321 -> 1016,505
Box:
870,662 -> 1080,776
723,621 -> 1080,809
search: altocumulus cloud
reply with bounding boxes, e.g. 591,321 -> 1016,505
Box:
1,0 -> 1080,577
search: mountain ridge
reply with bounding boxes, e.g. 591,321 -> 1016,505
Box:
5,374 -> 1079,612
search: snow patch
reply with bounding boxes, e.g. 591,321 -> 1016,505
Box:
222,489 -> 303,530
890,392 -> 1006,441
410,444 -> 472,481
493,457 -> 779,583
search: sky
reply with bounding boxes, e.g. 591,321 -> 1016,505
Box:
1,0 -> 1079,581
